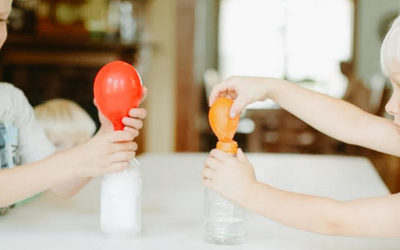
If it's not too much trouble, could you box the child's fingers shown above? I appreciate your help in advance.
[228,89,238,99]
[210,149,231,161]
[122,117,143,129]
[230,97,247,118]
[202,167,216,180]
[104,162,129,175]
[128,108,147,119]
[209,82,231,106]
[123,127,140,138]
[110,151,136,163]
[111,141,138,153]
[236,148,249,162]
[202,178,213,189]
[205,156,221,170]
[107,131,134,142]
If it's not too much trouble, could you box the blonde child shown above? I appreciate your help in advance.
[34,99,97,152]
[0,0,147,213]
[202,17,400,237]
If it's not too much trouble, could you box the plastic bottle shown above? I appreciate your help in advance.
[205,187,245,245]
[205,97,245,245]
[204,141,245,245]
[100,158,142,238]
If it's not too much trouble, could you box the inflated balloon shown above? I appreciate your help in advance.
[208,97,239,153]
[94,60,143,130]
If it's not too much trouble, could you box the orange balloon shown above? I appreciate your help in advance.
[208,97,239,142]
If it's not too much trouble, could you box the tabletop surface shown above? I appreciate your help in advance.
[1,153,399,250]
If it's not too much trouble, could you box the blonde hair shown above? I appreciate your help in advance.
[381,16,400,77]
[34,99,96,141]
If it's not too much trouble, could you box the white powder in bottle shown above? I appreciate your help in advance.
[100,158,142,238]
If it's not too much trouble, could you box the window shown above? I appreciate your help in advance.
[219,0,354,108]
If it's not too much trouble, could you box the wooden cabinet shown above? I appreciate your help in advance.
[0,33,144,153]
[246,109,348,154]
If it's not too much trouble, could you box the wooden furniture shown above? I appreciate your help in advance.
[1,153,397,249]
[1,33,139,66]
[246,108,346,154]
[0,33,140,107]
[0,33,144,153]
[175,0,201,152]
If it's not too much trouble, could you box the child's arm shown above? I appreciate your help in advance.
[209,77,400,156]
[203,149,400,237]
[50,88,147,198]
[0,131,136,206]
[247,182,400,237]
[49,108,146,198]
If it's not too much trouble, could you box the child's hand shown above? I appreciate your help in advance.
[65,130,137,178]
[96,86,148,137]
[202,148,258,204]
[209,76,272,118]
[121,108,147,137]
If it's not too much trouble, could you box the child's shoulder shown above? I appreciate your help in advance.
[0,83,32,123]
[0,83,26,103]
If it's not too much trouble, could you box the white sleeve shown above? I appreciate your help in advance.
[0,83,55,164]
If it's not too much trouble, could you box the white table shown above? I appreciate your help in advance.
[1,153,400,250]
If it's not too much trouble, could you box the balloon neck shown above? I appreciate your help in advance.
[216,140,238,154]
[113,122,124,131]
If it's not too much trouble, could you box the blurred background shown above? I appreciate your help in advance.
[1,0,400,192]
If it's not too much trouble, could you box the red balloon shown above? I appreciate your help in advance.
[94,60,143,130]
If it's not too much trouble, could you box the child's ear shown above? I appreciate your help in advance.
[93,98,98,107]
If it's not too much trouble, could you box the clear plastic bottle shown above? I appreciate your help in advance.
[100,158,142,238]
[204,151,245,245]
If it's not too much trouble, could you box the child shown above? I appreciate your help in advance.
[202,17,400,237]
[34,99,97,152]
[11,99,98,206]
[0,0,147,213]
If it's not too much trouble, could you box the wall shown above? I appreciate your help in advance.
[141,0,400,152]
[355,0,400,84]
[142,0,177,152]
